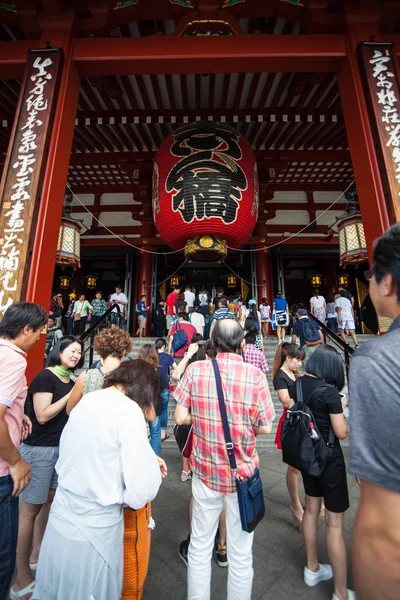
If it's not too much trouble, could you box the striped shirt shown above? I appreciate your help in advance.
[213,307,235,321]
[174,353,275,493]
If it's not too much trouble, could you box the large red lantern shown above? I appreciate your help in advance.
[153,121,259,262]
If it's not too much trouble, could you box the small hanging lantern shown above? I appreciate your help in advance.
[227,275,237,288]
[59,276,71,290]
[310,274,322,287]
[336,274,349,288]
[338,215,367,266]
[334,188,368,266]
[86,275,98,289]
[170,277,180,287]
[55,217,81,268]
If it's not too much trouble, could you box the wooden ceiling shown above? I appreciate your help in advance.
[1,1,399,246]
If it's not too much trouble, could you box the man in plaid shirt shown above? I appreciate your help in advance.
[243,331,269,374]
[174,319,275,600]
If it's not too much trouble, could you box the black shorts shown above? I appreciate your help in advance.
[302,447,350,513]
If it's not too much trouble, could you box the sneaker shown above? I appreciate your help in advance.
[332,590,356,600]
[179,535,190,566]
[304,563,333,587]
[181,470,192,482]
[355,345,359,349]
[216,543,228,568]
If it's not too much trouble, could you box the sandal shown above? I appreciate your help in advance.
[180,470,192,482]
[290,506,303,531]
[10,581,35,599]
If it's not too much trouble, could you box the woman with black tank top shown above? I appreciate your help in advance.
[291,345,353,600]
[272,342,306,531]
[12,336,84,599]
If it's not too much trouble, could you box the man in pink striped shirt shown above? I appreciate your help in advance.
[0,302,48,599]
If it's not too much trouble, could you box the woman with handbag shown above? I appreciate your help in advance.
[291,345,353,600]
[32,360,166,600]
[272,342,306,531]
[72,294,93,336]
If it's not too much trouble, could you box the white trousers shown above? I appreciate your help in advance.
[188,474,254,600]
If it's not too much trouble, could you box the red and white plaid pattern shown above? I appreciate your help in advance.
[174,353,275,493]
[243,344,269,374]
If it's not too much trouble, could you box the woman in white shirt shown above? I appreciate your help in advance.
[33,360,167,600]
[309,289,326,323]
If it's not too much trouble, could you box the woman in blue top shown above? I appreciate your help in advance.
[273,291,289,344]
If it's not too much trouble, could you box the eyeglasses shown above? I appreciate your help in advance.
[364,270,373,282]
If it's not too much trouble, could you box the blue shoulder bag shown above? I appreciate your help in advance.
[172,322,188,352]
[212,360,265,533]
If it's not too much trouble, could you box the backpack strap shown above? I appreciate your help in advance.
[298,379,336,448]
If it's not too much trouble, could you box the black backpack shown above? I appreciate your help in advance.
[302,319,320,343]
[280,379,335,477]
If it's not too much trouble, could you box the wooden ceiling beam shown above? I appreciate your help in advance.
[80,236,339,248]
[73,106,343,124]
[66,149,351,165]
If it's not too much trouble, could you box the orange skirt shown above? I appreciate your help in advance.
[121,504,152,600]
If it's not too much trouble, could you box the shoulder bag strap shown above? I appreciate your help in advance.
[212,360,237,472]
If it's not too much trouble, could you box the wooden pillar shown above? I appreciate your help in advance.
[135,247,152,337]
[338,22,391,262]
[25,30,81,382]
[255,246,274,333]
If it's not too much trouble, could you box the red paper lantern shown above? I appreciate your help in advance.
[153,121,259,261]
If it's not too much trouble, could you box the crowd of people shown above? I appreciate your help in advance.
[47,285,131,346]
[0,224,399,600]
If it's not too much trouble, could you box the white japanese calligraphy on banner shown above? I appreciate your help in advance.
[0,50,62,315]
[360,43,400,222]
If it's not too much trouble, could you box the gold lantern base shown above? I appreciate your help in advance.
[184,236,228,263]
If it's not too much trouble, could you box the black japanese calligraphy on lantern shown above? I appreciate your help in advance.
[166,122,247,224]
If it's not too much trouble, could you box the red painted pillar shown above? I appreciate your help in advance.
[255,247,274,334]
[135,248,152,337]
[25,30,81,382]
[338,22,390,262]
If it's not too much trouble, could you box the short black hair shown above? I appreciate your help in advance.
[155,338,167,350]
[103,359,159,412]
[178,312,188,321]
[373,223,400,301]
[0,302,48,340]
[211,319,244,353]
[192,333,204,343]
[305,345,345,390]
[245,331,257,345]
[218,298,228,307]
[245,318,257,334]
[216,287,224,294]
[174,286,181,291]
[141,294,146,299]
[45,336,85,371]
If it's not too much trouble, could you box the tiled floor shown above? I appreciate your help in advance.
[144,446,359,600]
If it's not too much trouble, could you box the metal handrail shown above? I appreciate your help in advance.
[79,304,123,367]
[306,310,354,378]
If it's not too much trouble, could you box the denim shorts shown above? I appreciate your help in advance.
[20,444,59,505]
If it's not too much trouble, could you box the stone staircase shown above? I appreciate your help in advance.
[80,334,375,450]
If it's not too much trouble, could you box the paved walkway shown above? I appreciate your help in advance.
[144,446,359,600]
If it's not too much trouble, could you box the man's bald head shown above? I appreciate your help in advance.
[211,319,244,353]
